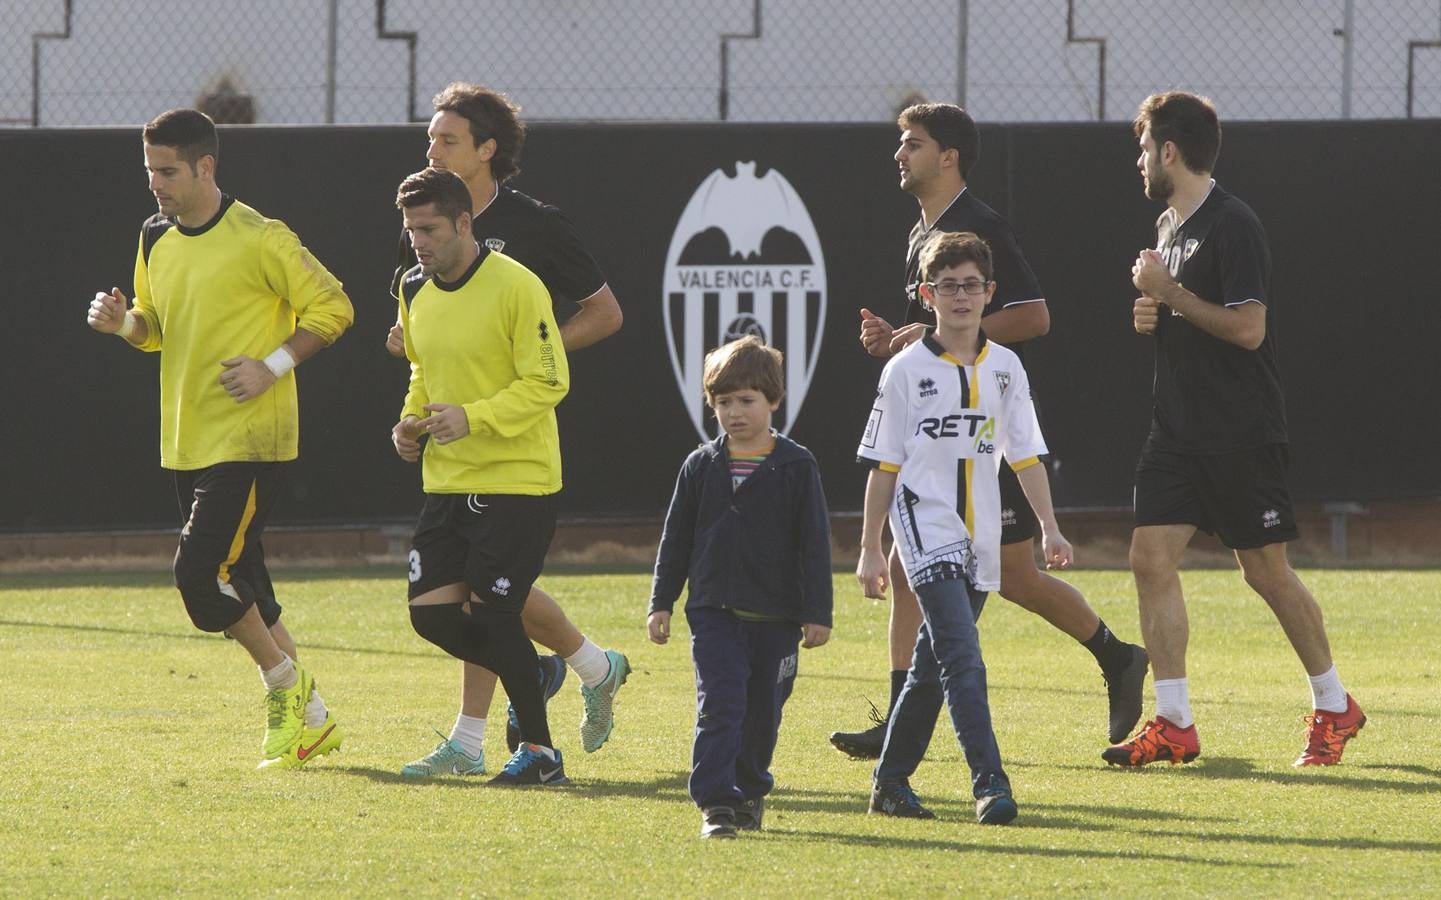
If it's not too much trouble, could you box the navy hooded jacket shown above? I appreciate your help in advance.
[649,431,833,628]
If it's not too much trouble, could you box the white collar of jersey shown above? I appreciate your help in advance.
[474,182,502,218]
[921,329,989,363]
[921,187,969,233]
[1158,178,1218,232]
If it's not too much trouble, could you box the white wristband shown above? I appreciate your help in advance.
[262,345,297,379]
[116,311,138,340]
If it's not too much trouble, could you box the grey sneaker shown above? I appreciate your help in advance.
[869,780,934,819]
[975,774,1018,825]
[736,797,765,831]
[580,650,631,752]
[400,730,486,778]
[701,806,738,839]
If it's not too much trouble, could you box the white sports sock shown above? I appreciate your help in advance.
[1153,678,1193,729]
[304,687,329,729]
[565,639,611,688]
[448,713,487,759]
[259,655,297,692]
[1307,665,1348,713]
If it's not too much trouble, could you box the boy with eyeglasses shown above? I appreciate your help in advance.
[857,230,1072,825]
[835,102,1147,761]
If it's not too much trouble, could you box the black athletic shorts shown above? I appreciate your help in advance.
[1134,441,1299,550]
[407,492,559,614]
[998,461,1039,546]
[173,461,286,627]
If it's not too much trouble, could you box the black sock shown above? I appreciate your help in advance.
[470,606,553,751]
[411,603,553,748]
[1082,619,1134,675]
[885,668,908,720]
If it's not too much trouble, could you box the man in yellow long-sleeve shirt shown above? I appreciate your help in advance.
[86,108,353,769]
[390,167,573,785]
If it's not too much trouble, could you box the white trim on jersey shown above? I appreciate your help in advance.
[994,296,1048,310]
[575,282,610,304]
[918,187,969,233]
[857,334,1047,592]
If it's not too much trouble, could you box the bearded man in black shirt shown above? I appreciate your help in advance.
[1106,91,1365,769]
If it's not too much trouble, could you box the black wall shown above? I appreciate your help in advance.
[3,120,1437,533]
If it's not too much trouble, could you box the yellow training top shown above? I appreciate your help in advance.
[130,196,354,470]
[399,249,569,495]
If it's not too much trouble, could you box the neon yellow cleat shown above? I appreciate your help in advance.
[261,664,314,759]
[258,712,342,770]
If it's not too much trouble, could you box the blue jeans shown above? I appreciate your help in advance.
[687,607,801,809]
[874,577,1008,798]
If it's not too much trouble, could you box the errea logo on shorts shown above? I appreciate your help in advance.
[1262,509,1281,528]
[491,577,512,597]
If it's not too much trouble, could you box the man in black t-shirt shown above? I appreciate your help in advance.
[832,103,1148,761]
[1105,91,1364,769]
[384,83,630,779]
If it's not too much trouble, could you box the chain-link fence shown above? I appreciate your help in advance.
[3,0,1439,126]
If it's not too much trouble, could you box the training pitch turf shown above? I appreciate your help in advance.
[2,567,1438,897]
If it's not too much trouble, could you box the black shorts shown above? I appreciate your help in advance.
[407,492,559,614]
[1134,441,1299,550]
[173,461,286,627]
[997,461,1039,546]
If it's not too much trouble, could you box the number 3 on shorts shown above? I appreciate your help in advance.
[408,549,422,583]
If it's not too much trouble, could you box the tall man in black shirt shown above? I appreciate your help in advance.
[1105,92,1364,768]
[832,103,1148,759]
[385,83,630,777]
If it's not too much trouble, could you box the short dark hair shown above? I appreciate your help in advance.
[898,102,979,179]
[395,168,473,221]
[919,231,993,282]
[703,336,785,406]
[432,82,527,183]
[142,108,218,172]
[1134,91,1221,175]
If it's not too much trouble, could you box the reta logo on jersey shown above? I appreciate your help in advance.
[662,161,827,440]
[916,413,989,440]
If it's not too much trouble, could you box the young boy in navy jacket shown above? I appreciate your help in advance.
[648,335,834,839]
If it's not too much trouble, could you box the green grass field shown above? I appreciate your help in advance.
[3,567,1438,897]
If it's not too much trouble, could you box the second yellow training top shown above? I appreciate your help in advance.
[399,249,569,495]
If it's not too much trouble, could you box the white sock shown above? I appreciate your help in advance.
[1307,665,1348,713]
[448,713,486,759]
[529,743,557,761]
[259,655,297,692]
[565,639,611,688]
[1154,678,1193,729]
[304,687,329,729]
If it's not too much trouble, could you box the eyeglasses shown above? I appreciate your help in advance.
[926,279,991,297]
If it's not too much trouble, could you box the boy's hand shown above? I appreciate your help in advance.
[647,610,671,645]
[856,547,889,599]
[1041,527,1074,570]
[801,623,830,649]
